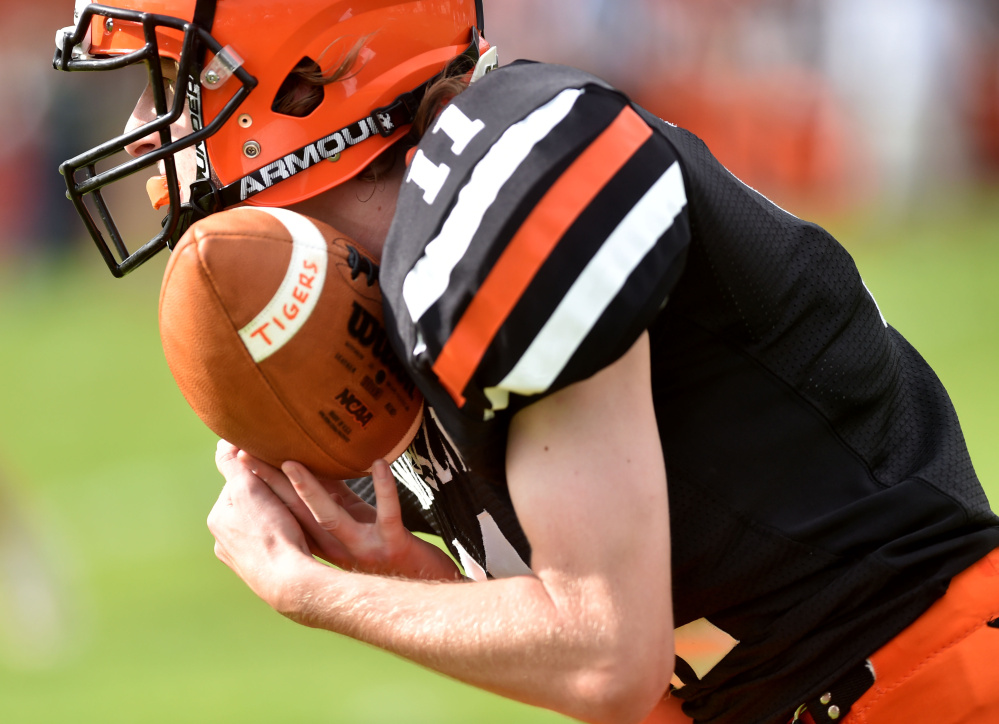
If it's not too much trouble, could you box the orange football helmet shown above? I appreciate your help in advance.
[53,0,487,276]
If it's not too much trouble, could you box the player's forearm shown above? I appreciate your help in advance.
[280,558,671,724]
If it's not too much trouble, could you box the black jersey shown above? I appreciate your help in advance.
[377,62,999,724]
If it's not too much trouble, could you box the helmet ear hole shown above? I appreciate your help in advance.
[272,56,325,117]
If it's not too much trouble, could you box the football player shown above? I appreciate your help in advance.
[53,2,999,723]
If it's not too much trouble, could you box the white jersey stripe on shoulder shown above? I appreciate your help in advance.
[491,162,687,398]
[236,208,328,363]
[402,88,585,324]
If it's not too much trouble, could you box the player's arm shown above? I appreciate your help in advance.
[503,329,675,720]
[209,332,674,724]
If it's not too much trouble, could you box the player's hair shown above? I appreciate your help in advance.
[411,56,475,138]
[273,38,475,182]
[272,35,373,118]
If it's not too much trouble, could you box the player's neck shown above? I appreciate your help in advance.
[287,155,406,262]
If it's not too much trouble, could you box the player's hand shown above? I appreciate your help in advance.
[284,457,462,581]
[224,446,370,566]
[239,449,462,582]
[209,440,325,615]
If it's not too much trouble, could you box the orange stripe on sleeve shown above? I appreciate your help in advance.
[432,105,654,407]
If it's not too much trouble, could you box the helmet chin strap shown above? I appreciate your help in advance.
[164,0,220,249]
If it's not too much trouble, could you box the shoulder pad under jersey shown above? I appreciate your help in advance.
[381,62,691,422]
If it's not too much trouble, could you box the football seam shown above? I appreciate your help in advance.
[193,233,367,476]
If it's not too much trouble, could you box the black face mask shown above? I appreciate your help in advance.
[53,0,256,277]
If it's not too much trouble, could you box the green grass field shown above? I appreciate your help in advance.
[0,192,997,723]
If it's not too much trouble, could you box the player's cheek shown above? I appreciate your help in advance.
[175,143,199,201]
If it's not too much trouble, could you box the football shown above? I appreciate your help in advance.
[159,207,424,480]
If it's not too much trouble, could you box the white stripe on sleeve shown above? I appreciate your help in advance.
[402,88,585,324]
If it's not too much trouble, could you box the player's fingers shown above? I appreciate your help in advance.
[371,459,404,533]
[251,459,350,562]
[321,478,371,512]
[283,461,363,542]
[236,449,281,483]
[240,453,350,517]
[318,478,377,525]
[238,451,302,508]
[216,439,237,458]
[214,444,282,507]
[215,439,244,475]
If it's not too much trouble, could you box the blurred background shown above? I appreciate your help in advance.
[1,1,998,722]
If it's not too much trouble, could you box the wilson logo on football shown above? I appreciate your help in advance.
[238,225,328,362]
[347,301,418,400]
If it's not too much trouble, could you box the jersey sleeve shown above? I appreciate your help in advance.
[382,63,691,422]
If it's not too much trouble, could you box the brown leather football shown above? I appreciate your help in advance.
[159,207,423,479]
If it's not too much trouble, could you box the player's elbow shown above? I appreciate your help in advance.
[571,671,672,724]
[569,641,674,724]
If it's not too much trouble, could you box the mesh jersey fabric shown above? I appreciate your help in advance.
[377,62,999,724]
